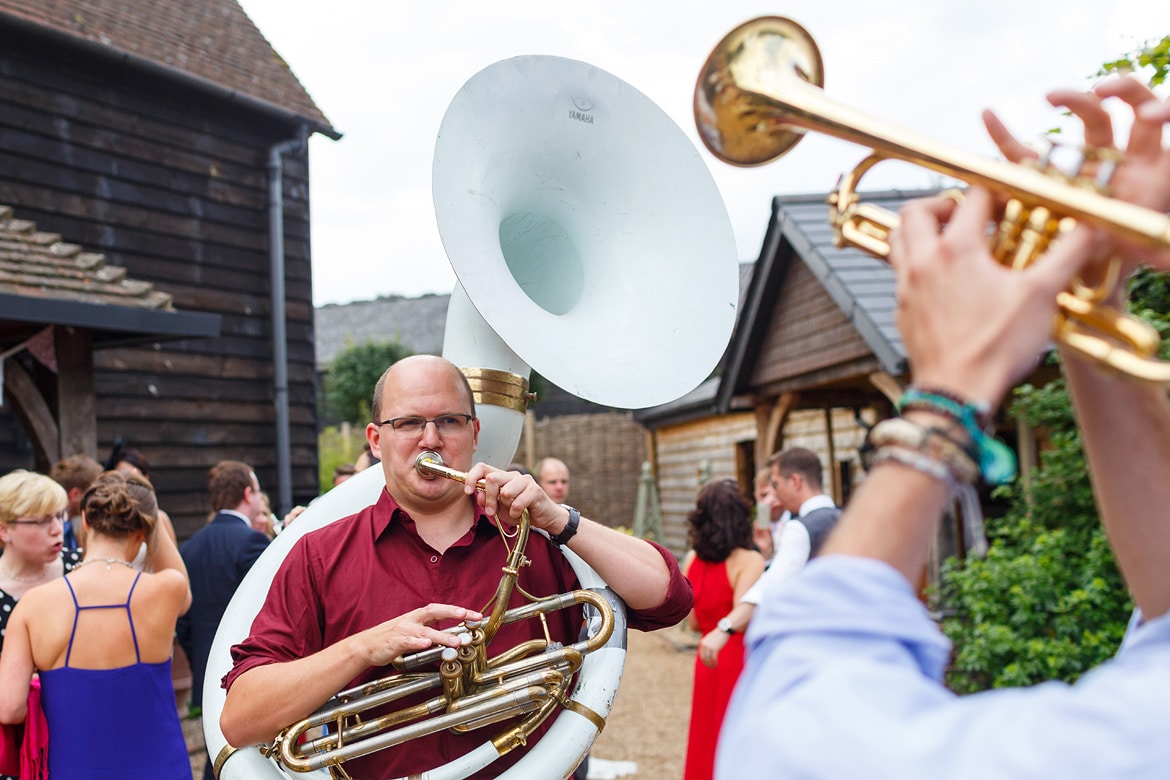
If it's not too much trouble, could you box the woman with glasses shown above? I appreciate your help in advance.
[0,470,191,779]
[0,469,81,779]
[0,470,81,654]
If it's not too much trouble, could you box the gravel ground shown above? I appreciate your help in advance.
[589,623,696,779]
[188,624,699,779]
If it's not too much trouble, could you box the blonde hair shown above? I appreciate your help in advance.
[0,469,68,525]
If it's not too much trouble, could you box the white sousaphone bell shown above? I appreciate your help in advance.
[202,55,738,779]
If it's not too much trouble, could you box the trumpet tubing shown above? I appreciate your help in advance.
[696,16,1170,383]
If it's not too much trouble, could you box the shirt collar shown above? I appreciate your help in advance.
[798,494,837,516]
[376,488,517,544]
[218,509,252,526]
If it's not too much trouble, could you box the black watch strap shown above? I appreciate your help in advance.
[550,504,580,546]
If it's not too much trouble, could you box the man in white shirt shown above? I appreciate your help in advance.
[700,448,840,645]
[741,448,840,608]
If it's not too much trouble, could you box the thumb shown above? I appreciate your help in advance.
[1026,226,1102,300]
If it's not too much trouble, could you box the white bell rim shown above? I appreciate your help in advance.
[433,54,739,410]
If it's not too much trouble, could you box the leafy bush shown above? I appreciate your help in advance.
[937,269,1170,694]
[937,385,1130,693]
[317,424,368,494]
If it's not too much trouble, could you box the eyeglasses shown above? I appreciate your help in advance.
[377,414,475,436]
[7,511,67,528]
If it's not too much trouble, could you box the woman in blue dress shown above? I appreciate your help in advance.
[0,470,191,779]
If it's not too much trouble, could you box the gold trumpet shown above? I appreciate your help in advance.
[695,16,1170,383]
[265,452,616,775]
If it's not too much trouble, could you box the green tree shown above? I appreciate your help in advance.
[324,340,413,424]
[1099,34,1170,85]
[936,41,1170,694]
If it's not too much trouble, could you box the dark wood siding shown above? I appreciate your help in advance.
[0,25,319,537]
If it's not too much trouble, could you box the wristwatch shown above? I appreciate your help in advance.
[717,617,735,635]
[549,504,580,546]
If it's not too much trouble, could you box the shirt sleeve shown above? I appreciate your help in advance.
[623,541,693,632]
[221,535,323,691]
[741,520,810,606]
[716,555,1170,780]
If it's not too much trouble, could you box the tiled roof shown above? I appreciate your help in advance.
[711,189,940,414]
[0,204,172,310]
[0,0,335,136]
[0,204,221,351]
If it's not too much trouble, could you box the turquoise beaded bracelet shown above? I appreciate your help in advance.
[896,387,1017,484]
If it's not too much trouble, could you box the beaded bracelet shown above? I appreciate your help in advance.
[868,418,980,484]
[896,387,1017,484]
[869,445,958,487]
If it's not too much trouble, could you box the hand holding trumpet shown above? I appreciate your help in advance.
[984,76,1170,277]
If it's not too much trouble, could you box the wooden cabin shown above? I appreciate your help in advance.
[640,190,1050,576]
[639,191,921,556]
[0,1,338,534]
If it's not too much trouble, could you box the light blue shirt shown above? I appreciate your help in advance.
[716,555,1170,779]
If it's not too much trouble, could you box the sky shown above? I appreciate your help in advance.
[234,0,1170,307]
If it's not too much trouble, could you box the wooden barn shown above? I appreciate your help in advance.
[0,0,339,536]
[640,189,1052,572]
[639,191,921,556]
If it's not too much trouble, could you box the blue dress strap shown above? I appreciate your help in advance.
[126,570,143,663]
[62,575,81,668]
[61,569,145,667]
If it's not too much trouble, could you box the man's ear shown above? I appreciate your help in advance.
[366,422,382,459]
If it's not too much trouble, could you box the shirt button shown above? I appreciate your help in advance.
[430,555,439,564]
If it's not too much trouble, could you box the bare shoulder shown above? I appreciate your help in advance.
[138,568,188,600]
[12,577,67,612]
[727,547,766,578]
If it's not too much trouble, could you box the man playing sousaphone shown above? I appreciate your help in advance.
[219,355,692,778]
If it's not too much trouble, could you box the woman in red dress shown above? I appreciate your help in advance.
[682,479,766,780]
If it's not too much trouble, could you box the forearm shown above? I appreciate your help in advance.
[820,453,950,585]
[562,516,671,610]
[724,600,755,633]
[220,638,371,746]
[1062,350,1170,619]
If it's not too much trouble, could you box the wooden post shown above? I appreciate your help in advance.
[54,326,96,460]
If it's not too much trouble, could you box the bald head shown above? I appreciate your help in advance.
[371,355,476,424]
[536,457,570,504]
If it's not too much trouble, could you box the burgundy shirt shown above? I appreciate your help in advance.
[224,488,691,779]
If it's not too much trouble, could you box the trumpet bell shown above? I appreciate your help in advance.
[433,55,739,410]
[694,16,824,167]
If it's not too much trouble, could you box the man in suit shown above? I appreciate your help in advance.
[177,460,270,780]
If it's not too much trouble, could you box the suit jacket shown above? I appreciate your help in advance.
[176,512,270,708]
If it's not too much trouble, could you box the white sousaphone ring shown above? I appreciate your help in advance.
[202,54,738,779]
